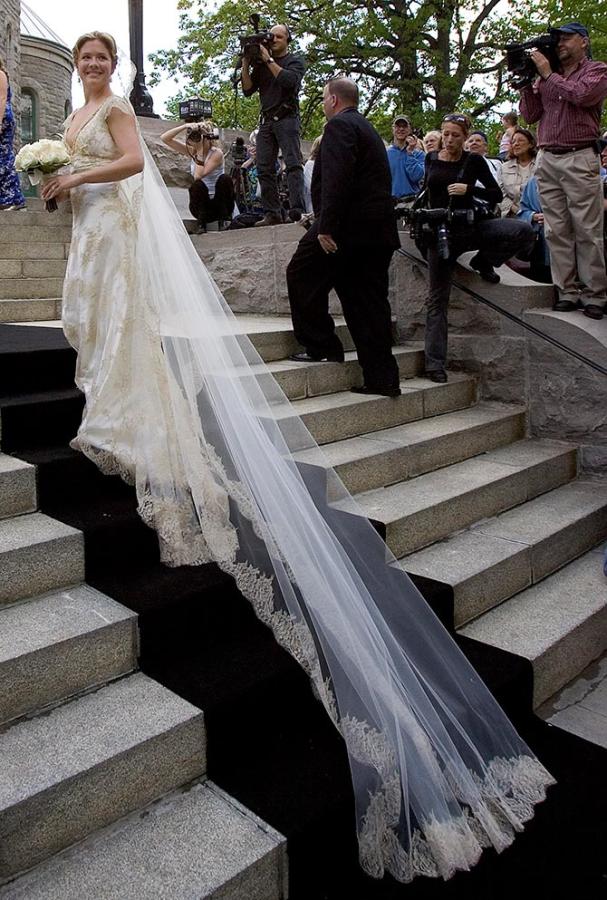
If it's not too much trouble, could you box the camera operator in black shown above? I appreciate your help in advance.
[422,113,534,382]
[241,24,306,225]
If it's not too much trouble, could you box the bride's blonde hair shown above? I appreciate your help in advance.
[72,31,118,69]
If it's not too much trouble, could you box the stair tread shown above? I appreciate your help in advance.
[0,673,203,812]
[401,479,607,583]
[0,453,34,477]
[338,438,575,523]
[0,512,80,552]
[460,547,607,656]
[295,401,524,469]
[1,781,285,900]
[0,584,136,665]
[0,386,81,407]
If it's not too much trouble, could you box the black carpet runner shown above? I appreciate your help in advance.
[2,323,605,898]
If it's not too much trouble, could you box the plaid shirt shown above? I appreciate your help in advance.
[520,56,607,148]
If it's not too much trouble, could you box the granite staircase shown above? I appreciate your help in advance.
[1,205,606,896]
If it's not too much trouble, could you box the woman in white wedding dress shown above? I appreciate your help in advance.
[42,31,556,885]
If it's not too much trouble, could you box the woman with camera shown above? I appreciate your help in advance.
[421,113,534,382]
[160,121,235,231]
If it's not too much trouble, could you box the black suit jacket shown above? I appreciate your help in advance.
[311,107,400,251]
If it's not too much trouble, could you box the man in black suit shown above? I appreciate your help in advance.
[286,76,401,396]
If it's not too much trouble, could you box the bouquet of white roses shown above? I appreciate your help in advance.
[15,139,71,212]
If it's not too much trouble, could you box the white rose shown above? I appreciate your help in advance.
[15,146,37,171]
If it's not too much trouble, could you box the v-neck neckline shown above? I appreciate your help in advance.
[65,96,111,150]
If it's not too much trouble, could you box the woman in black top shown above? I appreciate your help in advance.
[422,113,534,382]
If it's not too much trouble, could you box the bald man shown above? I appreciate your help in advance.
[242,24,306,225]
[287,77,401,396]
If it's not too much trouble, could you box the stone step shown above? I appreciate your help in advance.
[0,260,67,279]
[335,439,577,558]
[0,244,68,261]
[0,454,36,519]
[0,673,206,881]
[460,546,607,707]
[272,372,477,448]
[1,781,287,900]
[0,279,65,301]
[5,199,70,214]
[0,512,84,606]
[0,210,72,228]
[294,402,525,496]
[2,225,72,244]
[0,299,61,323]
[401,479,607,627]
[0,584,138,726]
[256,345,424,401]
[233,314,355,362]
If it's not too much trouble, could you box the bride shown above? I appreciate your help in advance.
[42,30,555,884]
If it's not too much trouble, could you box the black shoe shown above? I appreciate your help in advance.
[553,299,577,312]
[289,351,344,363]
[350,385,401,398]
[424,370,448,383]
[583,304,605,320]
[218,219,232,231]
[254,213,283,227]
[470,253,500,284]
[287,207,303,223]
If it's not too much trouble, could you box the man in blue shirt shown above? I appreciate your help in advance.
[386,115,425,198]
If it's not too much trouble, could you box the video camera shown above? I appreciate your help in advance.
[505,30,560,89]
[239,13,274,64]
[403,206,479,259]
[230,136,248,166]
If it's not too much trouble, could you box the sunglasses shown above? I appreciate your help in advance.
[442,114,469,126]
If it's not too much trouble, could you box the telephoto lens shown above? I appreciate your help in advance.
[437,223,450,260]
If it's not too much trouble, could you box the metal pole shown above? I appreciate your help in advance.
[128,0,158,117]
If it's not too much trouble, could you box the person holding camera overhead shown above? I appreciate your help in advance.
[160,121,235,232]
[241,24,306,226]
[420,113,534,382]
[519,22,607,320]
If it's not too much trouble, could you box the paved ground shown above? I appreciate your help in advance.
[538,649,607,750]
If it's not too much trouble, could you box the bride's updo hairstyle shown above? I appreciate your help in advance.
[72,31,119,71]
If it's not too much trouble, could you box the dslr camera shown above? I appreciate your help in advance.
[505,30,560,89]
[186,125,220,144]
[239,13,274,64]
[404,207,478,259]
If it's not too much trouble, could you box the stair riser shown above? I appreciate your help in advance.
[0,280,65,301]
[0,467,36,519]
[247,323,354,363]
[0,537,84,606]
[532,606,607,707]
[0,212,72,228]
[332,412,525,496]
[1,243,68,261]
[0,717,206,881]
[0,347,76,399]
[294,379,476,446]
[3,226,72,243]
[385,450,577,558]
[0,299,60,323]
[0,261,67,279]
[0,618,138,727]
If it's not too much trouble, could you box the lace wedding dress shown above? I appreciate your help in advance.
[62,95,555,883]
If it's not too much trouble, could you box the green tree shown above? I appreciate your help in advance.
[149,0,523,137]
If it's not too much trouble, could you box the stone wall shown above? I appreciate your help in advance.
[1,0,22,135]
[21,36,73,140]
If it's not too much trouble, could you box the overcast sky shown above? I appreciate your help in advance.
[24,0,183,115]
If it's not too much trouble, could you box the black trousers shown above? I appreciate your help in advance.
[425,218,535,373]
[287,229,400,390]
[256,116,305,215]
[189,175,235,225]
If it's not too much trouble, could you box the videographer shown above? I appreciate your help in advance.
[519,22,607,319]
[241,24,306,226]
[420,113,534,383]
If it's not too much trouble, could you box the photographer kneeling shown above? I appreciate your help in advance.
[241,24,306,226]
[160,122,235,232]
[419,113,534,382]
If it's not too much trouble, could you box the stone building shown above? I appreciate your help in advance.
[0,0,72,147]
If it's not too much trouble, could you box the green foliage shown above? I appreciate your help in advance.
[149,0,607,137]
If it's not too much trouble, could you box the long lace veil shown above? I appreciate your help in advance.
[95,73,555,881]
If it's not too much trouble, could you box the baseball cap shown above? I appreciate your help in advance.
[393,115,410,126]
[552,22,589,37]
